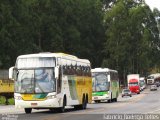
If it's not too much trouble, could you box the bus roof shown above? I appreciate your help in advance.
[91,68,117,73]
[140,77,145,80]
[17,52,90,64]
[148,73,160,79]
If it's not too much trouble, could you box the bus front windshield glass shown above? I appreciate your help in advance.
[140,81,144,86]
[147,76,154,79]
[92,72,109,92]
[15,68,56,93]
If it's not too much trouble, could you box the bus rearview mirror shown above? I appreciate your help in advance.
[9,66,15,80]
[55,66,59,79]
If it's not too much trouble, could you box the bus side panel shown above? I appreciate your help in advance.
[111,80,119,99]
[68,75,78,100]
[76,76,92,104]
[84,76,92,103]
[61,75,79,106]
[61,75,92,106]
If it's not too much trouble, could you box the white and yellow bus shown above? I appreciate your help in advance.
[92,68,119,103]
[9,53,92,113]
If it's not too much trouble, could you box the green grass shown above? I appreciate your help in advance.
[0,96,15,105]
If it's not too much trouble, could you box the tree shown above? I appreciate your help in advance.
[103,0,160,82]
[0,0,105,68]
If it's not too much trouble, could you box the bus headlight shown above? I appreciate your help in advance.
[47,95,56,99]
[14,96,22,100]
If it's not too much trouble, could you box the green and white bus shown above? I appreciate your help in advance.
[92,68,119,103]
[9,53,92,113]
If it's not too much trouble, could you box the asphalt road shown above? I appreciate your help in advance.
[0,86,160,120]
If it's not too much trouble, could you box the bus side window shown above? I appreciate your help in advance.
[63,65,67,75]
[80,65,83,76]
[63,65,65,75]
[68,65,72,75]
[66,65,69,75]
[75,65,78,75]
[82,66,85,76]
[84,67,87,76]
[76,65,80,76]
[71,64,74,75]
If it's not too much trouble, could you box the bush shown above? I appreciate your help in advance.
[0,96,14,105]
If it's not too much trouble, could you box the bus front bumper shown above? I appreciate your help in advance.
[15,98,60,109]
[92,95,110,101]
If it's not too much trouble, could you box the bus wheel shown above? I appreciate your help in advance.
[25,108,32,114]
[114,98,117,102]
[74,95,87,110]
[95,100,100,103]
[58,97,66,113]
[82,96,87,109]
[108,93,112,103]
[50,108,55,113]
[108,99,112,103]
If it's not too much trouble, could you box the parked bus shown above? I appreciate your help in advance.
[92,68,119,103]
[9,53,92,113]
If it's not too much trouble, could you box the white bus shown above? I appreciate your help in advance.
[139,77,146,90]
[92,68,119,103]
[9,53,92,113]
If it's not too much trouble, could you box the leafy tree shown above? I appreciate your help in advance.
[0,0,105,68]
[103,0,160,82]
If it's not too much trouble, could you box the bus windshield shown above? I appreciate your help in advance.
[92,72,109,92]
[15,68,56,93]
[140,80,145,86]
[129,82,138,86]
[147,76,154,79]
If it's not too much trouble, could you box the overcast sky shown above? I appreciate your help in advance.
[145,0,160,10]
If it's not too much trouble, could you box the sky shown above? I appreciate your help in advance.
[145,0,160,11]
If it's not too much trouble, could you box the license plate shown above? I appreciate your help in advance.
[31,103,37,106]
[94,97,98,100]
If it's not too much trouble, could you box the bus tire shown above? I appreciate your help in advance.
[108,99,112,103]
[74,94,87,110]
[85,94,88,108]
[108,93,112,103]
[58,96,66,113]
[49,108,55,113]
[25,108,32,114]
[114,98,117,102]
[74,101,86,110]
[95,100,100,103]
[82,94,87,109]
